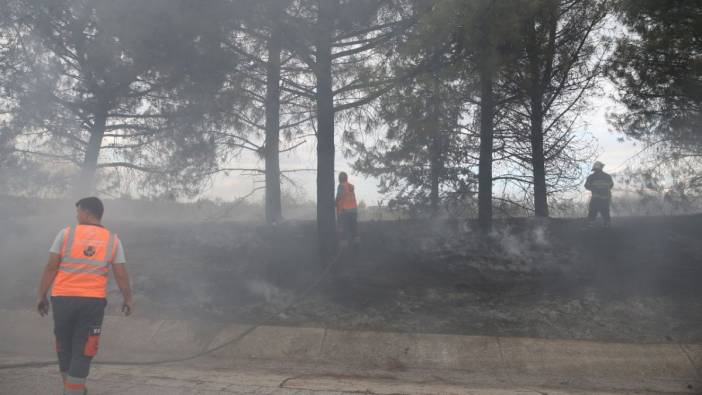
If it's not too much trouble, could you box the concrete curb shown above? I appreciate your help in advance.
[1,309,700,393]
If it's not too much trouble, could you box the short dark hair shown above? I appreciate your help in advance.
[76,197,104,220]
[338,172,348,183]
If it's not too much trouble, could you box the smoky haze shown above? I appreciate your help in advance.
[0,4,701,391]
[1,196,701,346]
[0,0,700,220]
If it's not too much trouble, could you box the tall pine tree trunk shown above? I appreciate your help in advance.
[528,25,548,217]
[530,96,548,217]
[478,56,495,232]
[77,109,107,196]
[315,0,338,258]
[264,10,283,225]
[429,78,442,215]
[429,133,441,215]
[528,2,558,218]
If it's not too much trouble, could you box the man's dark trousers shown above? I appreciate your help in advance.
[52,296,106,393]
[588,197,611,225]
[339,209,358,243]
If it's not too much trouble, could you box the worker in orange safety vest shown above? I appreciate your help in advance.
[36,197,133,395]
[336,172,359,246]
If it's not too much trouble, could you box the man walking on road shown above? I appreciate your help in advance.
[585,161,614,226]
[36,197,133,395]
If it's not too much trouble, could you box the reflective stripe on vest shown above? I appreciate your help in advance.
[338,182,358,211]
[590,179,612,199]
[52,225,116,298]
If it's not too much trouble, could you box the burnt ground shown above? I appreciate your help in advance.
[1,214,701,344]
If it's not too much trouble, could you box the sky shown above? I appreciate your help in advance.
[204,85,641,205]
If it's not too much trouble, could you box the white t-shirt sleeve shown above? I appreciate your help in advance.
[49,229,65,255]
[112,237,126,265]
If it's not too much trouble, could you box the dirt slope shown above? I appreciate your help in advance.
[1,214,701,343]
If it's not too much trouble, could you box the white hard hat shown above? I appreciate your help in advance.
[592,161,604,170]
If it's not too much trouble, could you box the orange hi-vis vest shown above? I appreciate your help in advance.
[52,225,118,299]
[337,182,358,212]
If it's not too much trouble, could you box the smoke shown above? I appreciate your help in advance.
[493,228,525,258]
[246,279,285,305]
[491,221,551,260]
[531,224,549,247]
[0,209,69,308]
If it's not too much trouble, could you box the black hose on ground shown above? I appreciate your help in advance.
[0,247,346,370]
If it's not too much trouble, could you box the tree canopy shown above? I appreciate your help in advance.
[0,0,700,244]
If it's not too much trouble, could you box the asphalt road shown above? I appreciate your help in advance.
[0,363,631,395]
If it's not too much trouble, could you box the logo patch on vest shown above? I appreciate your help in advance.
[83,246,96,257]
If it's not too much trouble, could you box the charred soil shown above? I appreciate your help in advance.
[2,214,701,344]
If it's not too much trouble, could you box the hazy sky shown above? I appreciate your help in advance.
[205,86,640,205]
